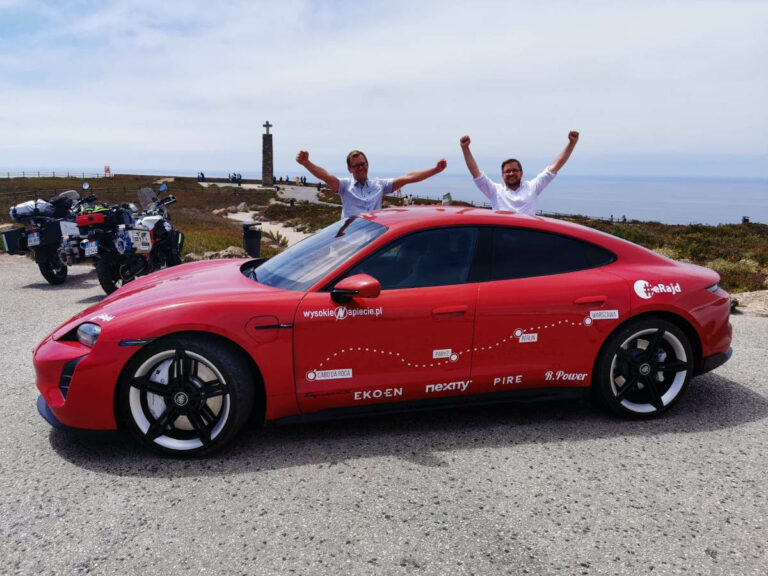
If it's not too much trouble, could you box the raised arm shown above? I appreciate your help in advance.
[296,151,340,193]
[548,131,579,174]
[460,135,482,178]
[392,159,447,192]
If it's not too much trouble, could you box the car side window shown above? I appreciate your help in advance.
[347,227,479,289]
[491,227,615,280]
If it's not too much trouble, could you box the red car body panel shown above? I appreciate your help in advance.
[33,207,732,430]
[472,268,631,393]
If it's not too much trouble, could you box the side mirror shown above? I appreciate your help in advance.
[331,273,381,303]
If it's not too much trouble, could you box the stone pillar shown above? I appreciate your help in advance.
[262,121,274,186]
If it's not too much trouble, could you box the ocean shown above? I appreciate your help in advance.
[392,173,768,226]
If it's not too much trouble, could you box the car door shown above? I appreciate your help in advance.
[294,226,480,414]
[471,226,629,394]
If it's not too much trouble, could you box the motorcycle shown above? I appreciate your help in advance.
[81,183,185,294]
[2,183,96,284]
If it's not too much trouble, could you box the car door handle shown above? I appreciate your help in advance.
[432,305,468,316]
[573,295,607,305]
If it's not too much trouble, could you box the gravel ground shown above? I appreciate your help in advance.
[0,253,765,576]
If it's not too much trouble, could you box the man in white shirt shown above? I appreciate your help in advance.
[460,132,580,214]
[296,150,447,219]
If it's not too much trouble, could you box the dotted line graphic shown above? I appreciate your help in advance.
[314,316,595,371]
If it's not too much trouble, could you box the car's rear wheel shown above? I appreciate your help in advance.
[595,317,693,417]
[118,336,255,456]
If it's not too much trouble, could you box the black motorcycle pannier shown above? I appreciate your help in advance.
[1,227,26,254]
[39,220,64,246]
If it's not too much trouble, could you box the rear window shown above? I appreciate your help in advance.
[491,227,616,280]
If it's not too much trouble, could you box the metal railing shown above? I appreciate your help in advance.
[1,171,110,180]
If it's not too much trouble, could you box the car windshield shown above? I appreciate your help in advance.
[250,218,387,291]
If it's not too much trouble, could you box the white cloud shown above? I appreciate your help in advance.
[0,0,766,176]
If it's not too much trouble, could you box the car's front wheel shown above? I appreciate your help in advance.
[118,336,255,456]
[595,317,694,417]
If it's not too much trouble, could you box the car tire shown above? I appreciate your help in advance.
[118,335,256,456]
[595,317,693,418]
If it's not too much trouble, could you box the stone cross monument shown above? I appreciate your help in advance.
[262,121,274,186]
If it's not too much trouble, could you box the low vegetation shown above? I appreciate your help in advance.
[2,175,766,292]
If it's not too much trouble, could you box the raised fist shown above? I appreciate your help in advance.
[296,150,309,165]
[568,131,579,144]
[460,135,471,148]
[436,158,447,172]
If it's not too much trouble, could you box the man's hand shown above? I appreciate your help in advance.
[436,158,447,172]
[296,150,309,165]
[460,135,471,149]
[568,131,579,145]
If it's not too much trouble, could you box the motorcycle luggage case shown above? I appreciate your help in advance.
[36,220,64,247]
[1,227,27,254]
[77,213,106,226]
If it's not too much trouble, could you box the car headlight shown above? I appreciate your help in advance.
[76,323,101,347]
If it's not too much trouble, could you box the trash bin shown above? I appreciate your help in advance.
[243,221,262,258]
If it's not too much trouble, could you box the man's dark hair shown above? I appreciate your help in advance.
[346,150,368,167]
[501,158,523,172]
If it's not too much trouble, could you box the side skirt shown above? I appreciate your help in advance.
[267,387,589,427]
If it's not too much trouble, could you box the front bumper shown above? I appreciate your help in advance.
[37,395,71,429]
[34,335,137,430]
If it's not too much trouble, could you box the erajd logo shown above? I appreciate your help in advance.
[634,280,682,300]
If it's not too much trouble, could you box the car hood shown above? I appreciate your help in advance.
[51,259,285,339]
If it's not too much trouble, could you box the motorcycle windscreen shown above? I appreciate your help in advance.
[57,190,80,202]
[137,187,159,211]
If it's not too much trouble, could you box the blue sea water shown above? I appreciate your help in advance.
[393,173,768,225]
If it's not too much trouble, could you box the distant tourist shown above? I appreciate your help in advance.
[296,150,447,218]
[460,131,579,215]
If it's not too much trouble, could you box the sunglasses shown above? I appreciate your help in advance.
[350,162,368,169]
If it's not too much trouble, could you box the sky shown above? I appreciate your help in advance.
[1,0,766,179]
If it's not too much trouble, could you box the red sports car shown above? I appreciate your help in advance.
[34,207,732,456]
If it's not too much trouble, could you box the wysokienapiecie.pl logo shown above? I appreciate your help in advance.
[303,306,383,320]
